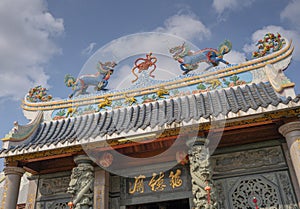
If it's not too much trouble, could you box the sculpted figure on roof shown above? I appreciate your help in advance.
[169,40,232,75]
[131,52,157,83]
[65,61,117,98]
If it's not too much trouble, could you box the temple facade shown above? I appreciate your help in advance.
[0,33,300,209]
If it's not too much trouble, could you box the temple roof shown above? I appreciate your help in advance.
[1,33,300,159]
[1,82,300,157]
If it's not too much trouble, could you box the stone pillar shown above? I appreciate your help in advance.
[279,121,300,203]
[188,138,217,209]
[3,166,25,209]
[25,175,39,209]
[94,167,110,209]
[67,155,94,209]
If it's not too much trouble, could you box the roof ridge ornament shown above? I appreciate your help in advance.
[131,52,157,83]
[64,61,117,98]
[2,111,43,142]
[19,32,295,122]
[265,64,295,91]
[252,33,285,58]
[169,40,232,75]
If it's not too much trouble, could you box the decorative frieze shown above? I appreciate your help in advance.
[39,176,70,196]
[212,146,286,175]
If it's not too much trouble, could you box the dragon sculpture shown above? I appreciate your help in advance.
[189,140,218,209]
[65,61,117,98]
[67,161,94,209]
[169,40,232,74]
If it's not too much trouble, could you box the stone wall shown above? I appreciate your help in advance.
[34,171,71,209]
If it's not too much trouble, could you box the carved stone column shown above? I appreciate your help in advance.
[3,166,25,209]
[25,175,38,209]
[188,138,217,209]
[93,167,110,209]
[67,155,94,209]
[279,121,300,203]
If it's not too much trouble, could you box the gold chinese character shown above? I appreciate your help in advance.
[169,169,183,188]
[129,175,146,194]
[148,172,166,191]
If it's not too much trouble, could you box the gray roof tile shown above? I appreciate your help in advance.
[2,82,299,154]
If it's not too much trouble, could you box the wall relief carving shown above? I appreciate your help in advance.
[39,176,70,196]
[213,146,285,174]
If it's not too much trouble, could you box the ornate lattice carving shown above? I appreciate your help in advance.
[46,201,69,209]
[189,140,217,209]
[230,177,281,209]
[52,202,68,209]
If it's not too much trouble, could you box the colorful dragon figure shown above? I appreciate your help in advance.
[169,40,232,74]
[252,33,285,58]
[65,61,117,98]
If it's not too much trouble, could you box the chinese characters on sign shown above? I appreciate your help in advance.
[169,169,183,189]
[129,169,183,194]
[149,172,166,191]
[129,175,146,194]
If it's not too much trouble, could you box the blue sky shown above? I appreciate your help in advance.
[0,0,300,148]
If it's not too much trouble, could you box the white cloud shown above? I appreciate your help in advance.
[155,14,211,42]
[224,50,247,64]
[243,25,300,61]
[109,65,133,90]
[212,0,256,15]
[82,42,97,56]
[0,0,64,100]
[280,0,300,29]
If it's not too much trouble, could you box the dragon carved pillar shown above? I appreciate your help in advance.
[188,138,217,209]
[67,155,94,209]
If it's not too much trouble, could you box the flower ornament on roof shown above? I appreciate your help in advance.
[26,85,52,102]
[252,33,285,58]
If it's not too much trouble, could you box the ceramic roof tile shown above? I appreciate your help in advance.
[2,82,298,154]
